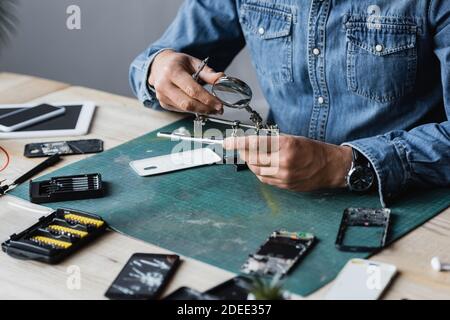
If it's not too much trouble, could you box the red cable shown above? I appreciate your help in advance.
[0,146,10,173]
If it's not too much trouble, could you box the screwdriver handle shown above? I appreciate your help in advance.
[14,154,62,185]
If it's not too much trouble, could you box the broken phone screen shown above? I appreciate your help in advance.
[24,139,103,158]
[105,253,180,300]
[241,230,315,277]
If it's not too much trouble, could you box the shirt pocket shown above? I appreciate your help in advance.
[345,18,418,103]
[240,2,294,84]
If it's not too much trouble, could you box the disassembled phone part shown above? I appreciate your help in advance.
[105,253,180,300]
[205,276,253,300]
[335,208,391,253]
[325,259,397,300]
[241,230,315,277]
[24,139,104,158]
[164,287,218,300]
[2,208,107,264]
[130,148,222,177]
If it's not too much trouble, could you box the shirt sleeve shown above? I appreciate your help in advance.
[129,0,246,109]
[343,0,450,207]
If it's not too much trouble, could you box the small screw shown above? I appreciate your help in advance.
[431,257,450,272]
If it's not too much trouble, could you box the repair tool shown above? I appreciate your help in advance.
[0,154,62,196]
[192,58,279,136]
[2,208,107,264]
[29,173,104,204]
[157,132,224,145]
[192,57,209,82]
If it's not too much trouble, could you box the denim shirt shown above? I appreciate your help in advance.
[129,0,450,207]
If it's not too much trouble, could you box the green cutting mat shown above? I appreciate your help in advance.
[10,119,450,296]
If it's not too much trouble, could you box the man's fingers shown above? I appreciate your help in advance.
[224,136,280,153]
[162,83,219,114]
[156,92,180,112]
[248,164,281,177]
[239,151,279,168]
[190,57,225,85]
[171,72,222,112]
[199,67,225,85]
[256,175,291,189]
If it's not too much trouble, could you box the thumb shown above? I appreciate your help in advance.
[190,57,224,85]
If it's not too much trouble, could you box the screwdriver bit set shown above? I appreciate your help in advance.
[29,173,104,204]
[2,208,107,264]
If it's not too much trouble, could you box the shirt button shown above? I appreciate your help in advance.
[375,44,384,52]
[258,27,265,35]
[318,97,325,105]
[313,48,321,56]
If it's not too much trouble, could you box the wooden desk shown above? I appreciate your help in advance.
[0,73,449,300]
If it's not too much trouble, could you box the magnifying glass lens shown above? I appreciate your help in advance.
[212,77,253,109]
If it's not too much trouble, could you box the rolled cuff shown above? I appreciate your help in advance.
[343,135,410,208]
[130,48,174,110]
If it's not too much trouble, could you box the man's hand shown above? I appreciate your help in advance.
[149,50,224,114]
[224,135,353,192]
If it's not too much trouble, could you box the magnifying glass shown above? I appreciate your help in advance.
[211,76,253,110]
[211,76,264,127]
[192,58,274,132]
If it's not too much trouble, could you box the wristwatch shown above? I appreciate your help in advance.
[346,149,376,193]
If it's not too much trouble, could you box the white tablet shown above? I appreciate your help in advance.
[0,101,96,139]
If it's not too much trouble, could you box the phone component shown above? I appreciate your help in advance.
[0,104,65,132]
[130,148,222,177]
[29,173,104,204]
[105,253,180,300]
[241,230,315,277]
[205,276,253,300]
[0,154,62,197]
[335,208,391,252]
[24,139,104,158]
[325,259,397,300]
[164,287,218,300]
[1,208,107,264]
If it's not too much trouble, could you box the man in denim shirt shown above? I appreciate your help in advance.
[129,0,450,207]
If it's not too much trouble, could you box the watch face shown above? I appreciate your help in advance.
[349,166,375,192]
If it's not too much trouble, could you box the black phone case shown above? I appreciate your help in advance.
[105,253,180,300]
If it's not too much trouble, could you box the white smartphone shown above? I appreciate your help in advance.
[325,259,397,300]
[0,104,66,132]
[130,148,222,177]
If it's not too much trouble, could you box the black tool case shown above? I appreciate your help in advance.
[29,173,104,204]
[2,208,107,264]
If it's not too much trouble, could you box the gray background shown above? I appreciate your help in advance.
[0,0,266,108]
